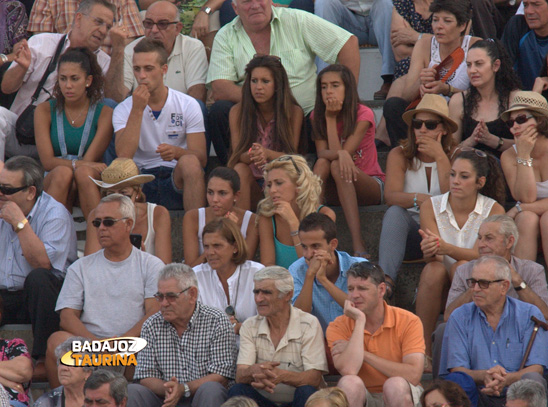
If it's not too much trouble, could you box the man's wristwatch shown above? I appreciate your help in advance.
[15,218,28,233]
[200,6,212,14]
[182,382,191,398]
[514,281,527,291]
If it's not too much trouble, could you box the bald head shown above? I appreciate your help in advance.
[147,0,178,18]
[143,1,182,54]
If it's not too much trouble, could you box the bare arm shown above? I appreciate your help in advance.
[332,309,365,375]
[228,104,250,166]
[211,80,242,103]
[152,205,172,264]
[390,9,418,62]
[449,93,464,144]
[1,39,30,94]
[59,308,100,340]
[501,143,538,203]
[363,352,424,386]
[401,35,431,102]
[104,26,129,103]
[336,35,360,85]
[258,215,276,267]
[121,298,160,337]
[187,84,207,103]
[115,86,149,158]
[0,356,33,383]
[182,209,206,267]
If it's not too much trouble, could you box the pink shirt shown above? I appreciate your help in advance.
[250,118,274,179]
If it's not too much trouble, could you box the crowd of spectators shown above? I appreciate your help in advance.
[2,0,548,405]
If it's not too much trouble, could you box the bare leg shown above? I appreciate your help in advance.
[174,155,206,211]
[514,211,540,261]
[337,375,367,407]
[234,163,263,211]
[45,331,76,388]
[44,166,75,209]
[383,377,415,407]
[313,157,331,203]
[74,165,102,220]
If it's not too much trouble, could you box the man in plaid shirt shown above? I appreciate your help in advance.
[128,263,237,407]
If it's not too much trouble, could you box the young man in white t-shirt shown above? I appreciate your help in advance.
[113,38,206,211]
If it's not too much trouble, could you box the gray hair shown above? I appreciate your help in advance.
[482,215,519,253]
[76,0,116,19]
[254,266,294,297]
[99,194,136,224]
[159,263,198,291]
[507,379,547,407]
[84,369,128,405]
[55,336,95,372]
[473,255,512,283]
[4,156,44,197]
[221,396,259,407]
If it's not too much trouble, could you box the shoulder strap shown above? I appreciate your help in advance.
[31,34,67,102]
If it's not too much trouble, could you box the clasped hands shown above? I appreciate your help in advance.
[419,228,447,258]
[250,362,283,393]
[481,365,507,396]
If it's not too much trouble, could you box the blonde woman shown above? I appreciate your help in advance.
[305,388,349,407]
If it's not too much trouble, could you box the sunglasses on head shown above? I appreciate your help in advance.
[142,19,178,30]
[411,119,442,130]
[459,146,488,158]
[91,217,128,228]
[0,184,29,195]
[253,53,282,64]
[274,156,301,175]
[504,114,534,129]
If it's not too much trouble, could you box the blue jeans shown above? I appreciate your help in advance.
[228,383,316,407]
[315,0,395,76]
[141,166,183,210]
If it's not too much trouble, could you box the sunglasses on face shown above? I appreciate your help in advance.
[411,119,442,130]
[153,286,190,302]
[0,184,29,195]
[142,19,178,30]
[91,217,128,228]
[504,114,534,129]
[466,278,505,289]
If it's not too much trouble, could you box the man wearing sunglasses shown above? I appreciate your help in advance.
[49,193,164,386]
[439,255,548,406]
[0,156,77,368]
[129,263,237,407]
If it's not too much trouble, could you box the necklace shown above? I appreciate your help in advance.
[65,102,88,125]
[224,265,242,320]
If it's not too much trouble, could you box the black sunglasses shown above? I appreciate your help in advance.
[91,217,128,228]
[0,184,29,195]
[504,114,534,129]
[274,156,301,175]
[459,146,488,158]
[143,19,178,30]
[253,53,282,63]
[411,119,442,130]
[466,278,505,289]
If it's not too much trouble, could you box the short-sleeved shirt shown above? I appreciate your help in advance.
[6,33,110,116]
[238,306,328,404]
[0,192,77,290]
[326,302,425,393]
[446,256,548,308]
[124,34,208,94]
[0,338,31,405]
[55,247,164,338]
[134,302,237,382]
[289,251,366,332]
[112,87,205,170]
[439,297,548,376]
[207,6,352,114]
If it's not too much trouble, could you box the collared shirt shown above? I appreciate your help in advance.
[0,192,77,290]
[431,192,496,269]
[439,297,548,376]
[447,256,548,308]
[134,302,237,382]
[6,33,110,116]
[238,306,328,404]
[124,34,208,94]
[27,0,144,54]
[207,6,352,114]
[326,302,425,393]
[289,251,366,332]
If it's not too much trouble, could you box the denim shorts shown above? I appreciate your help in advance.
[140,166,183,210]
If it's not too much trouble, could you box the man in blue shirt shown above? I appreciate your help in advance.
[289,213,365,333]
[439,255,547,406]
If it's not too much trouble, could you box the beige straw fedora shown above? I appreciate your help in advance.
[500,91,548,122]
[90,158,155,190]
[402,94,459,134]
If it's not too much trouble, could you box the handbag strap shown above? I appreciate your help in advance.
[31,34,67,103]
[56,102,98,159]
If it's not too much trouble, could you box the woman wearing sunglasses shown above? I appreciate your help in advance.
[449,39,521,157]
[193,218,263,336]
[257,154,336,268]
[84,158,172,264]
[501,91,548,266]
[379,94,456,302]
[415,148,505,371]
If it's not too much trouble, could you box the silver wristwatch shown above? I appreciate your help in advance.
[514,281,527,292]
[182,382,191,398]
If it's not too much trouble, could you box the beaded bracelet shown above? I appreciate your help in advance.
[413,193,419,211]
[516,157,533,167]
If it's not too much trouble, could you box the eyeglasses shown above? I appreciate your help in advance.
[466,278,505,289]
[411,119,442,130]
[0,184,29,195]
[91,217,128,227]
[154,287,190,302]
[274,156,301,175]
[85,14,113,31]
[504,114,534,129]
[143,19,179,30]
[459,147,488,158]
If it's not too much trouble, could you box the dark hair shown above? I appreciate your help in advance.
[454,150,506,205]
[299,213,337,242]
[207,167,241,193]
[75,0,116,20]
[134,38,168,65]
[54,48,104,109]
[228,55,299,168]
[464,39,522,119]
[535,115,548,137]
[202,218,248,265]
[430,0,472,34]
[421,380,471,407]
[312,64,358,143]
[4,156,44,197]
[346,262,385,285]
[84,370,128,405]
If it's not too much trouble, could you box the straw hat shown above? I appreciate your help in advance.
[90,158,155,190]
[402,94,459,134]
[500,91,548,122]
